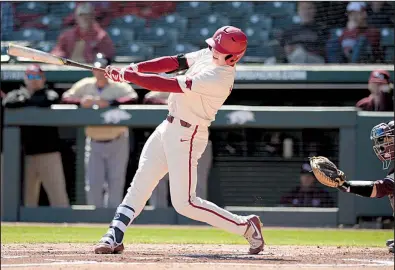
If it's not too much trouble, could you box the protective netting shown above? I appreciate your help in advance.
[1,1,394,64]
[36,127,339,208]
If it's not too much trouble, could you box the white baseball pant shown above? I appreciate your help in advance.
[122,118,249,235]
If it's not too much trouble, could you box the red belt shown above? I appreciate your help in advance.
[166,115,192,128]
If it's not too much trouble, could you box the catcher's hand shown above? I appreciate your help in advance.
[309,156,346,188]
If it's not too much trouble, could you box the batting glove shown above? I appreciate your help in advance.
[104,65,128,83]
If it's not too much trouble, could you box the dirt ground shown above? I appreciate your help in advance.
[1,243,394,270]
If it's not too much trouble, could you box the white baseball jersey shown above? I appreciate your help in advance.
[169,48,236,127]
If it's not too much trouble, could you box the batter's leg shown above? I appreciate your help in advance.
[150,173,169,208]
[164,125,249,235]
[95,123,168,254]
[106,134,129,208]
[196,140,213,199]
[85,140,106,208]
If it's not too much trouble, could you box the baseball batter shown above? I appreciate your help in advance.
[94,26,265,255]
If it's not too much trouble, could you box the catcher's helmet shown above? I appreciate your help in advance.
[371,120,394,169]
[205,26,248,65]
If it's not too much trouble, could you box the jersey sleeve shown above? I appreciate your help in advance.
[62,78,91,100]
[185,48,209,67]
[175,68,233,98]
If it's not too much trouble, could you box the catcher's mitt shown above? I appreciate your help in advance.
[309,156,346,188]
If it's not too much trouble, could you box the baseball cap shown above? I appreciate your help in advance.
[369,70,391,84]
[346,2,366,13]
[93,53,111,68]
[25,64,44,80]
[75,3,94,16]
[300,163,313,174]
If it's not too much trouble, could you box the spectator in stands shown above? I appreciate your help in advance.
[144,92,213,208]
[356,69,393,111]
[280,163,335,208]
[51,3,115,63]
[2,64,69,208]
[281,2,326,64]
[63,2,119,28]
[367,1,394,28]
[326,2,383,63]
[120,2,176,19]
[62,53,137,208]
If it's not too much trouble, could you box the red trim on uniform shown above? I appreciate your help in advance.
[123,71,183,93]
[188,126,248,226]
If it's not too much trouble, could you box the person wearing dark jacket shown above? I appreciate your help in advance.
[2,64,69,207]
[280,163,335,207]
[356,69,393,111]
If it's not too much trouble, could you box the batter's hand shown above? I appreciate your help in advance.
[105,65,127,83]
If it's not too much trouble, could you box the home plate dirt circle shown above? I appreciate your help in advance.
[1,243,394,269]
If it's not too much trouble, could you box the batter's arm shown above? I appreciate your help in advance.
[128,54,188,74]
[127,49,207,74]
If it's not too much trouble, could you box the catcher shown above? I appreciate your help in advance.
[310,120,394,253]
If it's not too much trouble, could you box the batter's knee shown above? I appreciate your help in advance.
[171,198,191,217]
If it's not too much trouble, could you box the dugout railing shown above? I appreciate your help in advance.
[2,106,393,227]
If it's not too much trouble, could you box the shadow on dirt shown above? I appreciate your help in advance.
[178,254,298,262]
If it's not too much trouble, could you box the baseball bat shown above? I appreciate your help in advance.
[7,44,105,72]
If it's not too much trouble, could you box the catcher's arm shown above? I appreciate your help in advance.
[309,156,393,198]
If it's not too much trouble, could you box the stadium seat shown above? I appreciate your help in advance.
[45,30,62,42]
[237,14,272,31]
[109,15,146,31]
[196,14,230,30]
[115,42,154,62]
[15,2,48,15]
[154,43,200,57]
[34,41,57,53]
[48,2,77,18]
[214,2,254,18]
[107,27,135,45]
[176,2,211,18]
[381,28,394,47]
[151,14,188,37]
[243,26,270,46]
[329,28,343,39]
[136,27,179,47]
[257,2,296,17]
[184,26,217,47]
[384,47,394,63]
[39,15,63,30]
[11,28,45,42]
[241,45,275,63]
[272,16,297,30]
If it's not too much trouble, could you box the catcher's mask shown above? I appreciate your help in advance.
[370,120,394,170]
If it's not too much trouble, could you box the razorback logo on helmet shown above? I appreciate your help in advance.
[214,34,222,44]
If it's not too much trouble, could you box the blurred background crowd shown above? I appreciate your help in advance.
[1,1,394,64]
[0,2,393,223]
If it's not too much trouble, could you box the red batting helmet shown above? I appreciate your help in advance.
[205,26,248,65]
